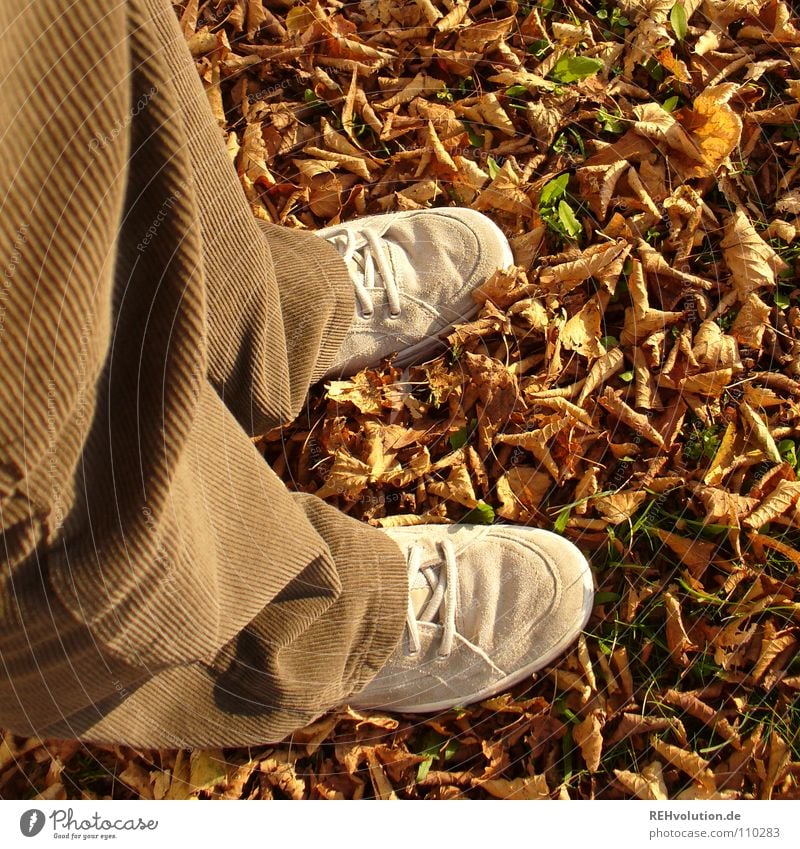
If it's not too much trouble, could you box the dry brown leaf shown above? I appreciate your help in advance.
[189,750,227,793]
[739,400,783,464]
[633,102,701,161]
[427,464,478,508]
[326,372,387,415]
[654,529,717,576]
[473,160,533,217]
[732,293,772,349]
[721,209,788,300]
[750,629,797,684]
[538,241,629,294]
[598,388,666,447]
[573,711,605,773]
[496,466,551,520]
[535,395,594,428]
[664,589,696,666]
[495,423,565,480]
[661,690,738,743]
[744,480,800,528]
[747,532,800,568]
[576,160,629,219]
[686,83,743,172]
[375,513,452,528]
[679,369,734,396]
[479,774,551,799]
[614,761,669,800]
[577,348,626,405]
[651,737,716,792]
[762,731,791,800]
[561,295,607,359]
[692,320,741,370]
[593,490,647,524]
[314,451,371,500]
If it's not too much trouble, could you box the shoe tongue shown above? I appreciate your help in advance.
[410,568,433,617]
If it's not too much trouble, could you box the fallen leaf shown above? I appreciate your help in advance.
[614,761,669,800]
[650,737,716,792]
[479,774,551,799]
[721,209,788,300]
[573,711,605,773]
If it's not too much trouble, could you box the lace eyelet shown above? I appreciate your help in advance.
[360,310,374,320]
[388,311,401,319]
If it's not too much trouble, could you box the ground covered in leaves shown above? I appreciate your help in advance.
[3,0,800,800]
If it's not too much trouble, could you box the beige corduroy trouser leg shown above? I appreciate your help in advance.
[0,0,407,748]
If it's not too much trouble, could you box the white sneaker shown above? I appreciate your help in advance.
[317,208,514,378]
[350,524,594,713]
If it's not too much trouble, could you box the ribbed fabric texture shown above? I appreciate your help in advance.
[0,0,406,748]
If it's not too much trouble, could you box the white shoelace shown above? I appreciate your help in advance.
[404,539,459,659]
[322,223,402,319]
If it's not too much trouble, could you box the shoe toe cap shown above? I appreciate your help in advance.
[457,527,594,675]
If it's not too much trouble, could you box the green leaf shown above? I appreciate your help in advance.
[505,84,528,97]
[443,739,460,760]
[462,121,485,148]
[462,500,495,525]
[597,106,624,133]
[487,156,501,179]
[539,173,569,207]
[449,417,477,449]
[601,335,619,349]
[554,506,571,533]
[549,54,604,84]
[557,200,582,238]
[449,426,469,450]
[670,3,688,42]
[619,369,634,383]
[776,291,791,309]
[779,439,799,471]
[662,94,680,112]
[527,39,551,59]
[594,591,621,604]
[415,731,448,782]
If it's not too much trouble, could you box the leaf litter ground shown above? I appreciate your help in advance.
[3,0,800,800]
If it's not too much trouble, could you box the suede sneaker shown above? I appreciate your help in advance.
[317,208,514,378]
[350,524,594,713]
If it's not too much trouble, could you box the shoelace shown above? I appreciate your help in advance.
[322,223,401,319]
[404,539,458,659]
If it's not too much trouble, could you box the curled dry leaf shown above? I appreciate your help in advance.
[664,589,696,666]
[597,388,666,448]
[478,774,551,799]
[732,293,772,350]
[561,295,608,359]
[573,711,605,773]
[614,761,669,801]
[650,737,716,793]
[496,466,551,520]
[744,480,800,528]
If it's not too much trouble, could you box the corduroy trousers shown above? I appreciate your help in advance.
[0,0,407,748]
